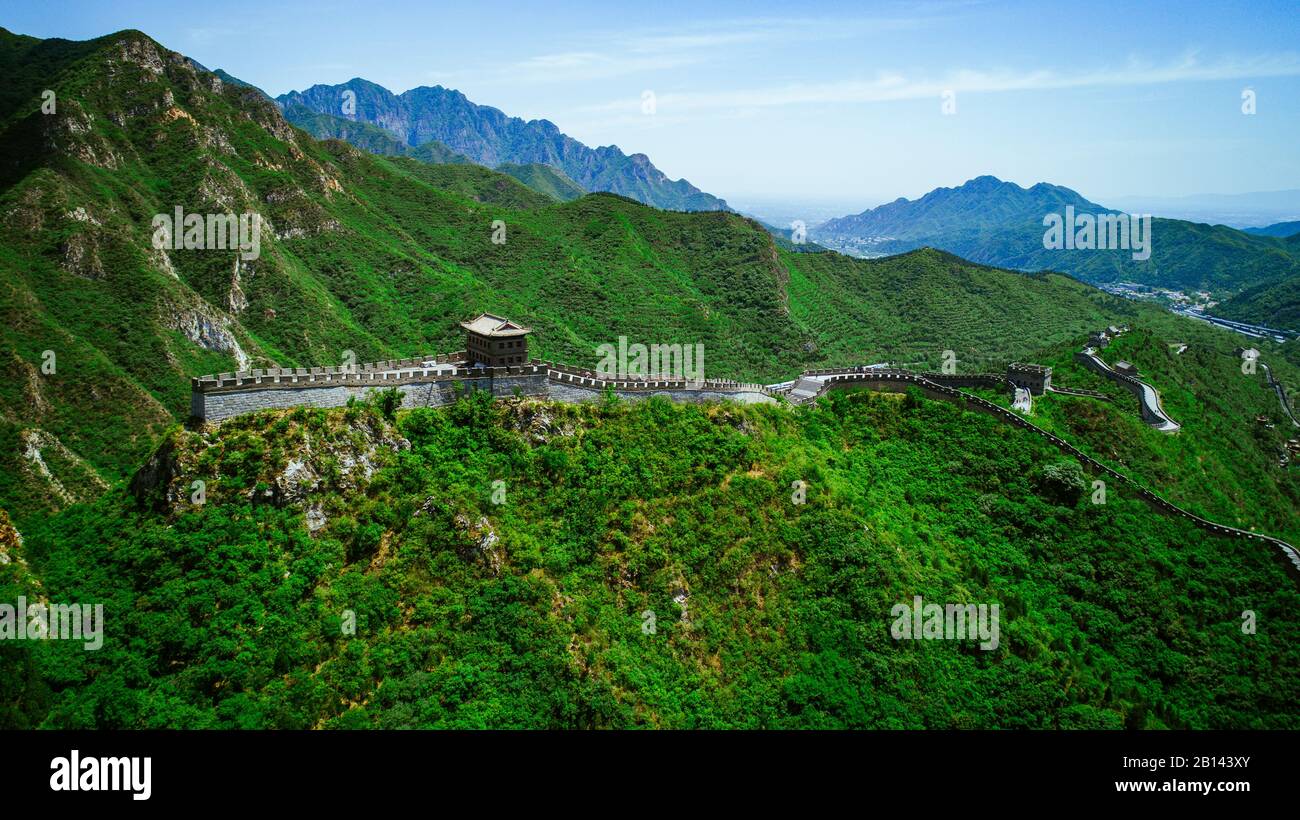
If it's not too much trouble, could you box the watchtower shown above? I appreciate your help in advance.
[461,313,532,367]
[1007,363,1052,395]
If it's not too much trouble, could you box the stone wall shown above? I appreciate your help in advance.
[544,381,774,405]
[192,365,774,423]
[194,372,553,423]
[1075,350,1176,427]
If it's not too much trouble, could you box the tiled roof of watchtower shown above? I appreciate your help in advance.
[460,313,531,337]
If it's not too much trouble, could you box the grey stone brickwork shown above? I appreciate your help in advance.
[191,361,776,423]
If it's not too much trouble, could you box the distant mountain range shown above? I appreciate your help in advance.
[277,78,728,212]
[816,175,1109,245]
[1245,220,1300,238]
[278,102,473,164]
[278,100,584,201]
[813,176,1300,325]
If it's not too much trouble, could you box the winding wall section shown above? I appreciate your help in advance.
[190,353,1299,583]
[1075,348,1181,432]
[801,368,1300,583]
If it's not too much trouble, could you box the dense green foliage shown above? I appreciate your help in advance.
[1031,318,1300,548]
[495,162,586,202]
[1216,236,1300,330]
[8,391,1297,729]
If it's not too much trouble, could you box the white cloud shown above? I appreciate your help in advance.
[426,14,942,86]
[570,51,1300,117]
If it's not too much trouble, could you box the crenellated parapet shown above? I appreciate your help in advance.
[191,351,468,393]
[190,352,780,423]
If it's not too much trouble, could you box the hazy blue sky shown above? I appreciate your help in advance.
[4,0,1299,209]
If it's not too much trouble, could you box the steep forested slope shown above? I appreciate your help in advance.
[1215,234,1300,329]
[7,391,1297,729]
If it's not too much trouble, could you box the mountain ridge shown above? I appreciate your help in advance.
[813,175,1300,310]
[1245,220,1300,238]
[817,175,1109,241]
[277,77,728,212]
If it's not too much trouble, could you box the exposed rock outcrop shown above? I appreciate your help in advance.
[167,305,252,371]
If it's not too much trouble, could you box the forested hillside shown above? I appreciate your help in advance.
[0,27,1141,521]
[1,26,1298,733]
[6,391,1297,728]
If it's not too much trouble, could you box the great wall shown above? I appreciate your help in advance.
[190,354,775,421]
[1074,326,1181,432]
[189,323,1300,583]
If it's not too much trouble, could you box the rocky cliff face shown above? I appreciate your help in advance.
[130,403,410,521]
[278,79,729,212]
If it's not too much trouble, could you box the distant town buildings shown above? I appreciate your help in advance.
[1099,282,1218,311]
[1088,324,1129,351]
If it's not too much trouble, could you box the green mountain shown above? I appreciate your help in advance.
[1215,234,1300,329]
[0,26,1154,524]
[277,78,728,212]
[2,27,1299,730]
[814,176,1300,308]
[1245,220,1300,238]
[817,175,1108,239]
[495,162,585,202]
[183,61,268,98]
[6,389,1295,729]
